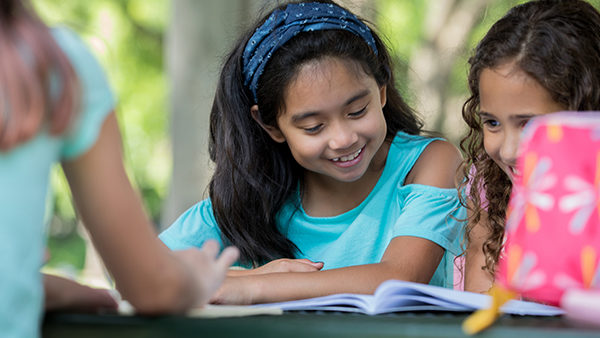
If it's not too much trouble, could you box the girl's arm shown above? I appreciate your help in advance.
[44,274,117,312]
[213,236,444,304]
[212,141,463,305]
[464,206,495,293]
[62,112,237,314]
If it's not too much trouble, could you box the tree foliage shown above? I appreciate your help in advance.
[33,0,600,271]
[34,0,171,225]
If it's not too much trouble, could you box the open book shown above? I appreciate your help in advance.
[253,280,564,316]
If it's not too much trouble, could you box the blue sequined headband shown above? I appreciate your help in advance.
[242,2,378,103]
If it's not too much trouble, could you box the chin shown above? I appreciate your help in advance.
[337,169,368,183]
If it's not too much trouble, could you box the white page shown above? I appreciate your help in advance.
[254,293,374,312]
[377,294,471,311]
[375,280,565,316]
[254,280,565,316]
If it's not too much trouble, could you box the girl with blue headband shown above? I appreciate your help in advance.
[160,0,466,304]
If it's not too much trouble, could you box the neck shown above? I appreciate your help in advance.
[301,140,390,217]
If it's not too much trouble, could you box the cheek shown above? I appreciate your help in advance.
[287,137,324,162]
[363,111,387,138]
[482,131,498,159]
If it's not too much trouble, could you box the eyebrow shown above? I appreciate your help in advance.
[478,111,537,119]
[290,89,371,123]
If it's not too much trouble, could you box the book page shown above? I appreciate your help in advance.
[374,280,564,316]
[254,280,565,316]
[253,293,374,313]
[188,305,283,318]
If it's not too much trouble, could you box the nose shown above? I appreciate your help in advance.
[328,121,358,150]
[499,130,519,166]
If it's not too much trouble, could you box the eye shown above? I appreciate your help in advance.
[349,105,368,117]
[482,119,500,129]
[304,124,322,133]
[520,118,531,129]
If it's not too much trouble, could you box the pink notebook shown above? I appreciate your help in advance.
[497,112,600,313]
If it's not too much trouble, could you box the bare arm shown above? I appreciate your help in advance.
[464,206,494,293]
[214,236,444,304]
[44,274,117,312]
[62,113,237,313]
[212,140,463,305]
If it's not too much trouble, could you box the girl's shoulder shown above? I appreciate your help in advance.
[391,132,462,189]
[389,131,446,160]
[50,27,101,76]
[50,26,115,160]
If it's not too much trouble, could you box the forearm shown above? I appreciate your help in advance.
[221,260,432,304]
[63,114,198,313]
[227,268,251,277]
[84,210,198,313]
[463,210,494,294]
[43,274,118,312]
[213,237,445,305]
[464,248,494,294]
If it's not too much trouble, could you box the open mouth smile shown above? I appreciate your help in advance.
[508,165,521,180]
[331,148,362,162]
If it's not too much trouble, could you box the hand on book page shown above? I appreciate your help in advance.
[253,280,565,316]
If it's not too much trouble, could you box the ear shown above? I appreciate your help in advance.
[250,105,286,143]
[379,85,387,109]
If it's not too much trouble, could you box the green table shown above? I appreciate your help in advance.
[42,311,600,338]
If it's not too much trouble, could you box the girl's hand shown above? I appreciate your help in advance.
[228,259,324,276]
[44,274,117,312]
[173,240,239,308]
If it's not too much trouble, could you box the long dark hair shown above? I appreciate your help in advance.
[0,0,79,150]
[460,0,600,276]
[209,0,423,266]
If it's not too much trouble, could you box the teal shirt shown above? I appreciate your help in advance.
[0,28,114,338]
[160,132,465,288]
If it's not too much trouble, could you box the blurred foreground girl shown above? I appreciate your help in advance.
[0,1,238,337]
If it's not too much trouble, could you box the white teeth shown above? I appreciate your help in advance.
[333,148,362,162]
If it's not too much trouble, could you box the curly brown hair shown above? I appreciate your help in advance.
[460,0,600,276]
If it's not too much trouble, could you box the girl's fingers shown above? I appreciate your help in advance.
[217,246,239,269]
[82,289,119,310]
[295,259,314,264]
[296,259,324,269]
[200,240,220,260]
[296,263,321,272]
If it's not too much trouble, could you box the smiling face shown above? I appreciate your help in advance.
[259,58,387,185]
[479,62,565,183]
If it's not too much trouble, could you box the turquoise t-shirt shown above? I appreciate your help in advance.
[0,27,114,338]
[160,132,466,288]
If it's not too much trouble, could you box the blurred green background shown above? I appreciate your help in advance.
[35,0,600,277]
[35,0,170,274]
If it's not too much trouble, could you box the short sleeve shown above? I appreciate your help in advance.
[51,27,115,160]
[159,199,223,251]
[393,184,466,255]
